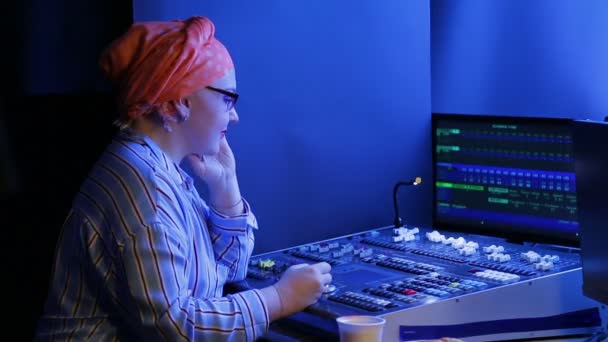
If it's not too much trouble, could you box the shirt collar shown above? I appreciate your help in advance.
[118,128,195,189]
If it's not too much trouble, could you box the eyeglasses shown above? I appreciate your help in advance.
[206,86,239,111]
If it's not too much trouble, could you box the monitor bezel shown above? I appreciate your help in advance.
[573,119,608,305]
[431,112,580,247]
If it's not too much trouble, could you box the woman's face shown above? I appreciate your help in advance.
[180,70,239,156]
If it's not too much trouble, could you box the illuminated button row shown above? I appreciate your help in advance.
[436,275,461,283]
[460,279,488,288]
[376,260,429,275]
[342,292,394,307]
[328,291,396,312]
[474,270,520,283]
[417,276,477,292]
[411,282,453,297]
[386,275,487,299]
[384,285,428,301]
[417,275,488,291]
[427,275,487,290]
[327,243,355,258]
[407,279,466,296]
[376,257,436,274]
[388,282,451,298]
[363,288,419,304]
[355,247,374,258]
[384,257,442,272]
[361,238,411,252]
[410,249,468,263]
[300,242,358,258]
[288,250,339,265]
[469,260,535,276]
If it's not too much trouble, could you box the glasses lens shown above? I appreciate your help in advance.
[207,86,238,111]
[228,96,238,111]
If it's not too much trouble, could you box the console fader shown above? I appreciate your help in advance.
[233,225,602,341]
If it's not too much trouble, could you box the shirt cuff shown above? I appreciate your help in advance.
[230,289,270,340]
[208,198,258,234]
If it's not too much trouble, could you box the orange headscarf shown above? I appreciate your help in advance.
[99,16,234,122]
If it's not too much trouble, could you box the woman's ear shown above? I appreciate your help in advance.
[174,98,191,121]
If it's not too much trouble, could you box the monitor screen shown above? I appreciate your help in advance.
[432,113,579,246]
[573,119,608,305]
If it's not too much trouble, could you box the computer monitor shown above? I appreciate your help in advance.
[432,113,579,246]
[572,119,608,305]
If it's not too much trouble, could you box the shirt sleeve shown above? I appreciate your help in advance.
[203,197,258,282]
[120,221,269,342]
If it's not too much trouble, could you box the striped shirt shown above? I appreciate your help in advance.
[35,129,269,341]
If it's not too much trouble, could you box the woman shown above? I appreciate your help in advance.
[35,16,332,341]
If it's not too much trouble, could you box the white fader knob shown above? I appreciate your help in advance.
[534,261,554,271]
[426,230,446,243]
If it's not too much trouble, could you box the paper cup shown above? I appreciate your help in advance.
[336,315,386,342]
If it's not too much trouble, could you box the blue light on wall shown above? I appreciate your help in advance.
[432,0,608,120]
[133,1,432,253]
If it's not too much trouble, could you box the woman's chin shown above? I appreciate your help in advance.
[202,147,220,156]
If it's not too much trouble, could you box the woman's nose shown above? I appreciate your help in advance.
[229,108,239,123]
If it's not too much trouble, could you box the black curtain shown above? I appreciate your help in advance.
[1,0,132,336]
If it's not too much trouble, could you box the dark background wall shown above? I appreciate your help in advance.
[7,0,608,338]
[1,0,132,336]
